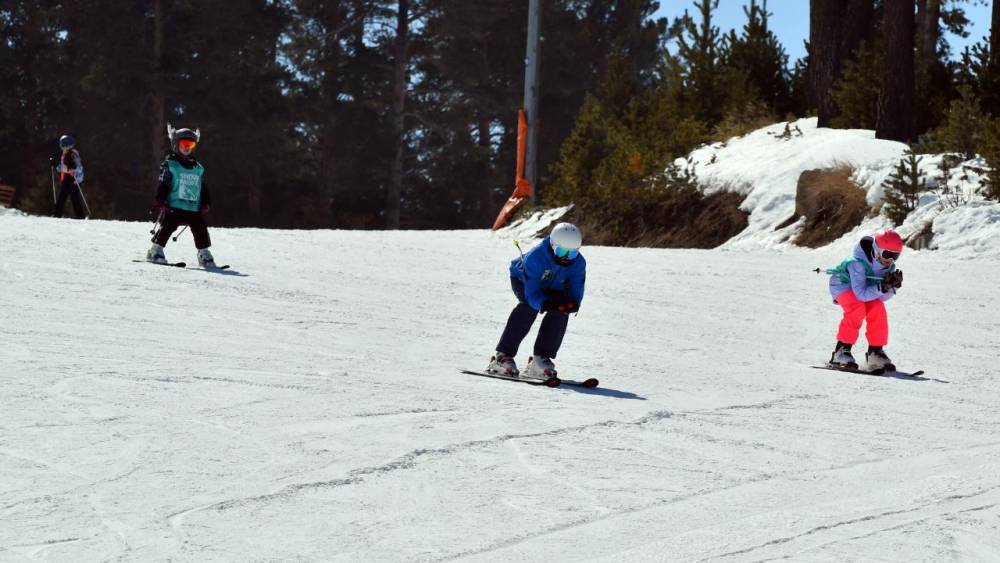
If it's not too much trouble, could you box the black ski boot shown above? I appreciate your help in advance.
[830,341,858,369]
[866,347,896,373]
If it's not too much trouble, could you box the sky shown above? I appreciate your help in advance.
[654,0,994,63]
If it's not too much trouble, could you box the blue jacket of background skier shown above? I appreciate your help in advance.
[828,236,896,303]
[509,236,586,311]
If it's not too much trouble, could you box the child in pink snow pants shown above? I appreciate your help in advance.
[826,229,904,372]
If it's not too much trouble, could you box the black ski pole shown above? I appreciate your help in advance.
[149,209,164,241]
[172,225,188,242]
[814,267,883,280]
[49,160,57,204]
[76,182,92,218]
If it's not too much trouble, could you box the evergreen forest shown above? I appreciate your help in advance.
[2,0,1000,237]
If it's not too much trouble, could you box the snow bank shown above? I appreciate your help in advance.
[676,118,908,249]
[927,201,1000,258]
[495,204,572,242]
[674,119,999,260]
[0,207,25,217]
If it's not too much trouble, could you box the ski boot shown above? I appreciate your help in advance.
[829,342,858,370]
[866,347,896,373]
[146,243,168,264]
[487,353,519,377]
[197,248,217,269]
[524,356,557,380]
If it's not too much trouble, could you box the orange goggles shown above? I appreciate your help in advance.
[178,139,197,151]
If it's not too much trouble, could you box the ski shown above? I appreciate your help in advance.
[811,364,925,377]
[192,264,231,271]
[133,259,186,268]
[460,369,561,387]
[460,370,598,388]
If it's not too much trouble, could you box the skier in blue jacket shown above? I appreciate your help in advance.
[487,222,586,379]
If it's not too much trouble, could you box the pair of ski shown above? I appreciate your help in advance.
[133,259,230,271]
[811,364,924,377]
[460,369,599,388]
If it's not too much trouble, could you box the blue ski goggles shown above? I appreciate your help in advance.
[554,246,579,260]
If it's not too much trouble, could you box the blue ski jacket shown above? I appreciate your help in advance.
[509,237,586,311]
[828,236,896,302]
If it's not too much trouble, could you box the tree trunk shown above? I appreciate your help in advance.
[876,0,915,141]
[386,0,409,229]
[922,0,941,63]
[841,0,873,62]
[321,2,344,226]
[150,0,165,173]
[809,0,846,126]
[992,0,1000,67]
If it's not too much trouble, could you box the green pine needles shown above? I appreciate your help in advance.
[882,152,929,225]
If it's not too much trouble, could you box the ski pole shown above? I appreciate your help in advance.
[76,183,92,218]
[172,225,188,242]
[150,209,163,239]
[812,267,883,280]
[49,163,57,204]
[514,239,526,261]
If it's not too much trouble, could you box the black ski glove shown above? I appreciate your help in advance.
[879,270,903,292]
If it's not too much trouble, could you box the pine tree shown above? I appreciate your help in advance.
[881,152,928,225]
[830,40,882,129]
[958,42,1000,120]
[674,0,726,124]
[936,153,970,208]
[719,0,792,116]
[921,85,986,160]
[981,118,1000,202]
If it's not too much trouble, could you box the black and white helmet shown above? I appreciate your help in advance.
[166,123,201,153]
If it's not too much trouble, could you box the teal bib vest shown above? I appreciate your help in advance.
[166,160,204,212]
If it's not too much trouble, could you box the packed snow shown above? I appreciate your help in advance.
[2,212,1000,561]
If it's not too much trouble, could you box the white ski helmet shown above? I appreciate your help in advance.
[549,222,583,253]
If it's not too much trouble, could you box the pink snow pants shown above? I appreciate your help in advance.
[834,290,888,346]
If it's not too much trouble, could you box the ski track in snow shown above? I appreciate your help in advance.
[1,216,1000,561]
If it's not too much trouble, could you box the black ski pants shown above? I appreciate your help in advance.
[153,208,211,249]
[52,177,85,218]
[496,277,569,359]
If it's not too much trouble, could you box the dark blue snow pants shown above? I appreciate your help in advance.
[495,278,569,359]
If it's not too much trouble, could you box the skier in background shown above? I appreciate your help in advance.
[52,135,87,218]
[487,222,586,379]
[146,125,219,268]
[826,229,904,371]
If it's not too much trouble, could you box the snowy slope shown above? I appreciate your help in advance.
[2,215,1000,562]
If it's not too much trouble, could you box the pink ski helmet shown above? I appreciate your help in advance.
[873,229,903,260]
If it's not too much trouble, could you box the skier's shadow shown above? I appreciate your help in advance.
[193,268,249,277]
[881,372,949,384]
[561,386,646,400]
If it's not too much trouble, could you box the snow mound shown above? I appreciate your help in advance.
[676,118,909,249]
[674,119,1000,259]
[495,204,573,242]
